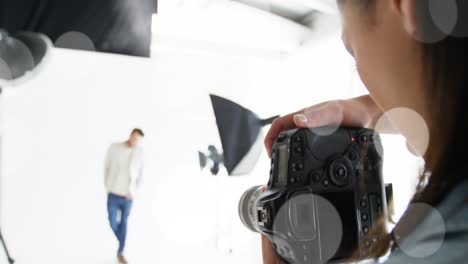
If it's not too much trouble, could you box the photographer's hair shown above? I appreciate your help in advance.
[131,128,145,137]
[353,0,468,259]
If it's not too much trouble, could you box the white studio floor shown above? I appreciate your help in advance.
[0,193,263,264]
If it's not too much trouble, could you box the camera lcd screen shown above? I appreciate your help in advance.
[275,144,288,187]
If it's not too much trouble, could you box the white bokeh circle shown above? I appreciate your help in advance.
[308,125,341,138]
[0,58,12,81]
[414,0,458,43]
[429,0,458,37]
[394,203,446,258]
[374,107,429,158]
[306,101,344,137]
[0,37,35,85]
[272,193,343,264]
[55,31,96,51]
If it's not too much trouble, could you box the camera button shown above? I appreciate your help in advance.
[360,200,368,208]
[364,161,371,171]
[312,173,321,183]
[363,226,369,234]
[279,248,284,255]
[337,168,345,176]
[361,213,369,221]
[323,179,329,187]
[293,162,304,171]
[364,240,371,248]
[294,146,303,154]
[360,135,368,143]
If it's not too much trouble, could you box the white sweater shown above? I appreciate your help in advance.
[104,142,144,197]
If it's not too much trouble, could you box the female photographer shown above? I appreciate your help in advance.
[263,0,467,263]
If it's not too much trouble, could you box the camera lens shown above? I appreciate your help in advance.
[238,186,264,233]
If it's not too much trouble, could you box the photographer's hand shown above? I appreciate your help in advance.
[262,235,284,264]
[259,186,285,264]
[261,95,390,264]
[265,95,387,157]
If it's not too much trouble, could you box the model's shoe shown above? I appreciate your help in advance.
[118,255,128,264]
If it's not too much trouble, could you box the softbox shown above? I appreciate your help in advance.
[210,94,278,176]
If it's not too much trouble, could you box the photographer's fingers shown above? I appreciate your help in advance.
[293,101,344,128]
[265,97,377,157]
[262,235,283,264]
[264,112,299,157]
[295,99,375,129]
[264,102,332,157]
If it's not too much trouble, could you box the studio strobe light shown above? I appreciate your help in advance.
[200,94,278,176]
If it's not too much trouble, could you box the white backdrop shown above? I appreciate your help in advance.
[0,11,421,264]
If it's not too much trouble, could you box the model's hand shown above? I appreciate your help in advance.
[264,95,384,157]
[126,195,133,201]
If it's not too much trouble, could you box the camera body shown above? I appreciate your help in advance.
[241,127,388,264]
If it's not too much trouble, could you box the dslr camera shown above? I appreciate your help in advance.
[239,127,389,264]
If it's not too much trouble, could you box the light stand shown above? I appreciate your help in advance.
[0,228,14,264]
[0,88,14,264]
[0,29,51,264]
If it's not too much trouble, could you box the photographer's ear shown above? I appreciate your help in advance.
[391,0,418,37]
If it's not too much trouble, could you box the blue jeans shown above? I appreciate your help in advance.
[107,193,133,256]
